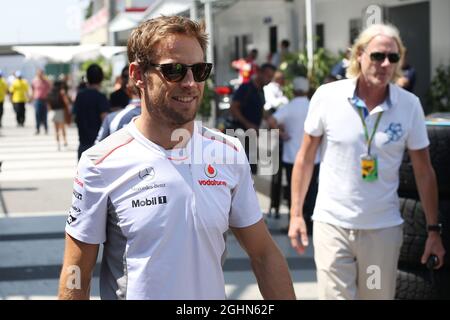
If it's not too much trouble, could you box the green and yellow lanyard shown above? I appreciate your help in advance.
[357,107,383,156]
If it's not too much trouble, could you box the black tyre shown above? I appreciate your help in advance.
[399,198,450,268]
[399,234,427,267]
[396,266,450,300]
[398,113,450,200]
[395,268,438,300]
[400,198,427,236]
[399,198,427,267]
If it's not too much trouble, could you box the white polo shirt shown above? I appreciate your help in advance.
[65,120,262,299]
[305,78,429,229]
[273,96,320,164]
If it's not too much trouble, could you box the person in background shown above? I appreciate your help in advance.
[109,66,130,111]
[96,79,141,143]
[396,49,416,93]
[72,64,109,160]
[267,76,319,233]
[59,74,72,101]
[230,63,277,174]
[264,70,289,218]
[76,76,87,93]
[9,71,30,127]
[263,70,288,112]
[330,48,351,80]
[270,39,291,69]
[288,23,445,300]
[0,70,8,128]
[48,80,70,150]
[31,69,51,134]
[231,48,259,85]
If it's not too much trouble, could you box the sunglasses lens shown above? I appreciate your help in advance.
[370,52,400,63]
[388,53,400,63]
[160,63,186,82]
[155,63,212,82]
[192,63,212,82]
[370,52,386,62]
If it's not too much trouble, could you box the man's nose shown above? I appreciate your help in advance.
[381,57,392,67]
[180,68,196,86]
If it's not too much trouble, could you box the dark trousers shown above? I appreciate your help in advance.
[269,140,283,215]
[243,136,258,175]
[0,101,3,127]
[34,99,48,133]
[284,162,320,234]
[13,102,25,126]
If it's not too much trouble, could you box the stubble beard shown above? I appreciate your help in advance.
[143,87,200,127]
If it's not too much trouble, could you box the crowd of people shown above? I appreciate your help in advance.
[0,63,142,154]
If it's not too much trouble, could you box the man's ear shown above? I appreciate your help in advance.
[129,62,146,89]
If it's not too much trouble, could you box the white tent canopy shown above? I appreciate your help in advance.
[109,11,145,32]
[143,0,191,20]
[12,45,127,63]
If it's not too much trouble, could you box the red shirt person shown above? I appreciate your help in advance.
[231,49,259,84]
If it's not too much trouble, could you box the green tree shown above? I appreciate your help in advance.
[428,65,450,113]
[198,78,214,119]
[279,48,339,98]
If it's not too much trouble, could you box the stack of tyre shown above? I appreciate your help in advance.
[396,113,450,300]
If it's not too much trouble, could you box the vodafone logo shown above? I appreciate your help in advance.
[199,164,226,186]
[204,164,217,178]
[198,179,227,186]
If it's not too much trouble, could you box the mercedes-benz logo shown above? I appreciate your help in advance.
[138,167,155,180]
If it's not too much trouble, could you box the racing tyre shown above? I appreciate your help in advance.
[398,114,450,200]
[398,198,450,269]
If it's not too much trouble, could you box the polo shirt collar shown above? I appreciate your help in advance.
[346,78,396,116]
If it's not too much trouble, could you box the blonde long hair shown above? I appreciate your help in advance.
[346,23,405,81]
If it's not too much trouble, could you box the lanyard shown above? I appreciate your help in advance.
[357,108,383,155]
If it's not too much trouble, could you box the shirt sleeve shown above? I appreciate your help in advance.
[65,155,109,244]
[304,86,325,137]
[95,114,112,144]
[273,105,288,123]
[406,97,429,150]
[229,140,263,228]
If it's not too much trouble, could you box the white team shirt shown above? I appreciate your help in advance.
[305,78,429,229]
[65,120,262,299]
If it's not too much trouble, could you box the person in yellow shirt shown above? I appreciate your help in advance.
[0,70,8,128]
[9,71,30,127]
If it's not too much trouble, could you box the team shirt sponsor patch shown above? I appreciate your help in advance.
[198,164,227,186]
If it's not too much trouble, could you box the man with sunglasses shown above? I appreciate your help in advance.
[58,15,295,300]
[288,23,445,299]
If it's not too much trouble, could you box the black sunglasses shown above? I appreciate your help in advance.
[149,62,213,82]
[369,52,400,63]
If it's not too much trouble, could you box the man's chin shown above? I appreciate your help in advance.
[164,111,197,127]
[369,76,390,88]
